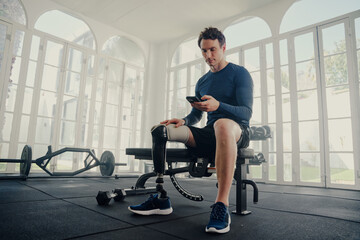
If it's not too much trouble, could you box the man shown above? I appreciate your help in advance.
[128,27,253,234]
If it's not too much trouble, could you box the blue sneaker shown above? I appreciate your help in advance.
[128,194,173,215]
[205,202,231,233]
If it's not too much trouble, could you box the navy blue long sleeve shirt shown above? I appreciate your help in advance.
[183,63,253,127]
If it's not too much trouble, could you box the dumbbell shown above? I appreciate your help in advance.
[96,189,126,205]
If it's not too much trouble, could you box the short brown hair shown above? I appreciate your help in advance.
[197,27,226,48]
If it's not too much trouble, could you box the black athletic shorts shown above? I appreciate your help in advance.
[186,123,250,159]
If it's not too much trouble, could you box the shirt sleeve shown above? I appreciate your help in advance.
[183,83,203,126]
[216,67,253,123]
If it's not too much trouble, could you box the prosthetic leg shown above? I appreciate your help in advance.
[151,124,189,199]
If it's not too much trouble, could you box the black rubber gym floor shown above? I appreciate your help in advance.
[1,175,359,240]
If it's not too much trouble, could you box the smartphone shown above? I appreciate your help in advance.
[186,96,202,103]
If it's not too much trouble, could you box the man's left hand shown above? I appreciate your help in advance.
[191,95,219,112]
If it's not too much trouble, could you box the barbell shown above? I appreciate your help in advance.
[0,145,123,179]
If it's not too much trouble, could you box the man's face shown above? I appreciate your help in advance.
[200,39,226,68]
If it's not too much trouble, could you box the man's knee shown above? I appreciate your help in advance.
[214,119,241,141]
[151,124,189,144]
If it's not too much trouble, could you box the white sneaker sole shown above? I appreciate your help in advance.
[128,206,173,216]
[205,225,230,234]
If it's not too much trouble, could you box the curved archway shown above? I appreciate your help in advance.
[102,36,145,67]
[35,10,95,50]
[0,0,26,25]
[280,0,360,34]
[224,16,271,49]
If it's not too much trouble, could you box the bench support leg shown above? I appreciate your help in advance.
[232,157,251,215]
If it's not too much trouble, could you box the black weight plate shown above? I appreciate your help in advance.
[20,145,32,176]
[100,151,115,176]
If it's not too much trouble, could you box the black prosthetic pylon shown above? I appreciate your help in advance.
[151,125,168,198]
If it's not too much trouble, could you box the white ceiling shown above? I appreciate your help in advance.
[49,0,280,42]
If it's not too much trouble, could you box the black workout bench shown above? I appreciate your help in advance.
[125,147,263,215]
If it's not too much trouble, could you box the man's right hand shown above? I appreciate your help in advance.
[160,118,185,128]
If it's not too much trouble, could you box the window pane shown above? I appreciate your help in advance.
[107,81,120,105]
[26,60,36,87]
[267,69,275,95]
[60,121,75,145]
[251,97,261,124]
[67,48,83,73]
[268,123,276,152]
[322,23,345,56]
[330,153,354,185]
[268,153,276,181]
[283,123,292,151]
[300,153,321,183]
[226,52,239,65]
[282,93,291,122]
[328,119,353,152]
[65,71,80,96]
[10,57,21,84]
[35,117,53,144]
[5,84,16,112]
[326,86,351,118]
[296,60,316,90]
[30,35,40,61]
[96,80,103,102]
[298,90,318,120]
[299,121,320,151]
[103,126,117,149]
[284,153,292,182]
[177,68,187,88]
[84,77,93,100]
[62,95,77,121]
[356,18,360,49]
[171,38,202,66]
[45,41,64,67]
[22,87,33,114]
[13,30,24,56]
[42,65,61,92]
[266,43,274,68]
[38,91,57,117]
[93,102,101,125]
[268,96,276,123]
[251,71,261,97]
[2,113,13,141]
[105,104,118,127]
[281,66,290,93]
[324,54,348,86]
[19,115,29,142]
[249,165,262,179]
[294,33,314,62]
[0,24,7,72]
[176,88,187,118]
[279,39,288,65]
[244,47,260,71]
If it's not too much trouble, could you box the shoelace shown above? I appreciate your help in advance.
[141,194,157,207]
[210,203,227,220]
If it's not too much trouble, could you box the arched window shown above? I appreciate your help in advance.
[171,37,202,67]
[280,0,360,34]
[102,36,145,67]
[224,16,271,49]
[35,10,95,50]
[0,0,26,25]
